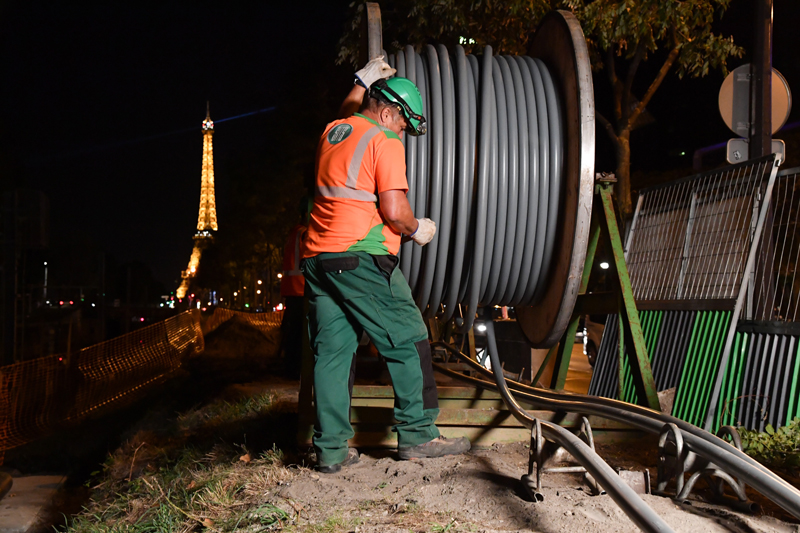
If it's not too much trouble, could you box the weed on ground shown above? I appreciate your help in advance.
[60,391,304,532]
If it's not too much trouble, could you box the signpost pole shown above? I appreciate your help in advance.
[750,0,773,158]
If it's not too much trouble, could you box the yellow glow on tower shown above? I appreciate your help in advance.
[197,107,218,232]
[176,104,219,300]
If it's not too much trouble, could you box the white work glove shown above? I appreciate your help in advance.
[410,218,436,246]
[355,55,396,89]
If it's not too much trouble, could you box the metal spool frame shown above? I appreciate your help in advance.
[515,10,595,346]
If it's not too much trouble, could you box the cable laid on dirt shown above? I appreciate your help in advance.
[432,339,800,520]
[387,45,563,328]
[433,322,675,533]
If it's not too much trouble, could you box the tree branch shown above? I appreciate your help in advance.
[597,112,621,151]
[621,42,646,125]
[606,46,623,122]
[628,45,680,129]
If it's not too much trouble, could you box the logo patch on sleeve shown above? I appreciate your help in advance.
[327,124,353,144]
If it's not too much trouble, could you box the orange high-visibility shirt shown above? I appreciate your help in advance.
[281,223,306,297]
[302,113,408,258]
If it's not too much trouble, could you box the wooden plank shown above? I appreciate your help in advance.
[297,426,647,448]
[351,397,539,410]
[351,407,523,427]
[352,385,507,400]
[350,406,635,430]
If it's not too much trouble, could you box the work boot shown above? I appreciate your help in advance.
[398,436,471,460]
[315,448,360,474]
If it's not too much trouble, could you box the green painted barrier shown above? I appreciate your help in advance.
[620,310,663,405]
[672,311,732,427]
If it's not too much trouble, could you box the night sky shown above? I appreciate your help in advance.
[1,1,799,292]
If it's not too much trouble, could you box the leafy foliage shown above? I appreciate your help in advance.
[337,0,551,67]
[739,417,800,472]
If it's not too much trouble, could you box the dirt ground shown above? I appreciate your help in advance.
[232,328,800,532]
[11,319,800,532]
[274,444,800,533]
[218,374,800,528]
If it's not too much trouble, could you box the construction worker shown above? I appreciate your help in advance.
[301,57,470,473]
[280,197,311,379]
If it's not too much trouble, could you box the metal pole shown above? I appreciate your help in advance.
[749,0,773,158]
[704,157,779,430]
[364,2,382,61]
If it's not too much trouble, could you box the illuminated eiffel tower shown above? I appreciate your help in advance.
[177,103,218,300]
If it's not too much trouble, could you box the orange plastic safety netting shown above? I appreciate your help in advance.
[0,307,284,462]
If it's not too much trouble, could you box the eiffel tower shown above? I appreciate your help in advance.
[177,103,218,300]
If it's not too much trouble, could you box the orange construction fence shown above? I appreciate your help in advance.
[0,307,284,463]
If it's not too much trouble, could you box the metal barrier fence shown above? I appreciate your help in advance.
[0,307,283,463]
[588,156,799,431]
[752,167,800,322]
[625,156,775,305]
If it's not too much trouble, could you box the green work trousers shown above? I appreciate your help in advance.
[302,251,440,466]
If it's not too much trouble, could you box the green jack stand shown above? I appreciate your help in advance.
[538,174,661,411]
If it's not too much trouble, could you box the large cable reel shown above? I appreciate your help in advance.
[377,10,594,348]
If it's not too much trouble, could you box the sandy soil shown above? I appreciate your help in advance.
[16,318,800,533]
[203,321,800,533]
[266,441,800,533]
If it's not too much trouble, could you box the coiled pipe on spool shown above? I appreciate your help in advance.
[389,45,562,314]
[385,11,595,346]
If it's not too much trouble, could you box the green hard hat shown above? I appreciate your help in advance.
[370,77,427,136]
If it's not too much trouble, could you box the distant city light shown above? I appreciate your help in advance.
[245,303,250,308]
[476,324,487,333]
[69,301,73,305]
[256,290,261,294]
[600,262,610,270]
[92,303,96,307]
[233,291,238,296]
[257,280,262,285]
[140,318,145,322]
[276,303,284,311]
[277,273,283,279]
[44,262,47,266]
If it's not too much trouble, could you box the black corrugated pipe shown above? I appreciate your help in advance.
[479,321,675,533]
[433,340,800,520]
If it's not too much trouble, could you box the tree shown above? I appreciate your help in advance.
[337,0,743,218]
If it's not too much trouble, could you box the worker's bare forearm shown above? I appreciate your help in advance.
[379,189,418,235]
[337,85,366,119]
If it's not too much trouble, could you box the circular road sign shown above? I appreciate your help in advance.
[719,63,792,137]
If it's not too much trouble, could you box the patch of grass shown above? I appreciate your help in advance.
[59,392,301,532]
[431,518,457,533]
[177,392,278,432]
[291,513,362,533]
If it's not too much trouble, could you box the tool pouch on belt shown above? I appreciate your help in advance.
[372,254,398,281]
[320,256,359,273]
